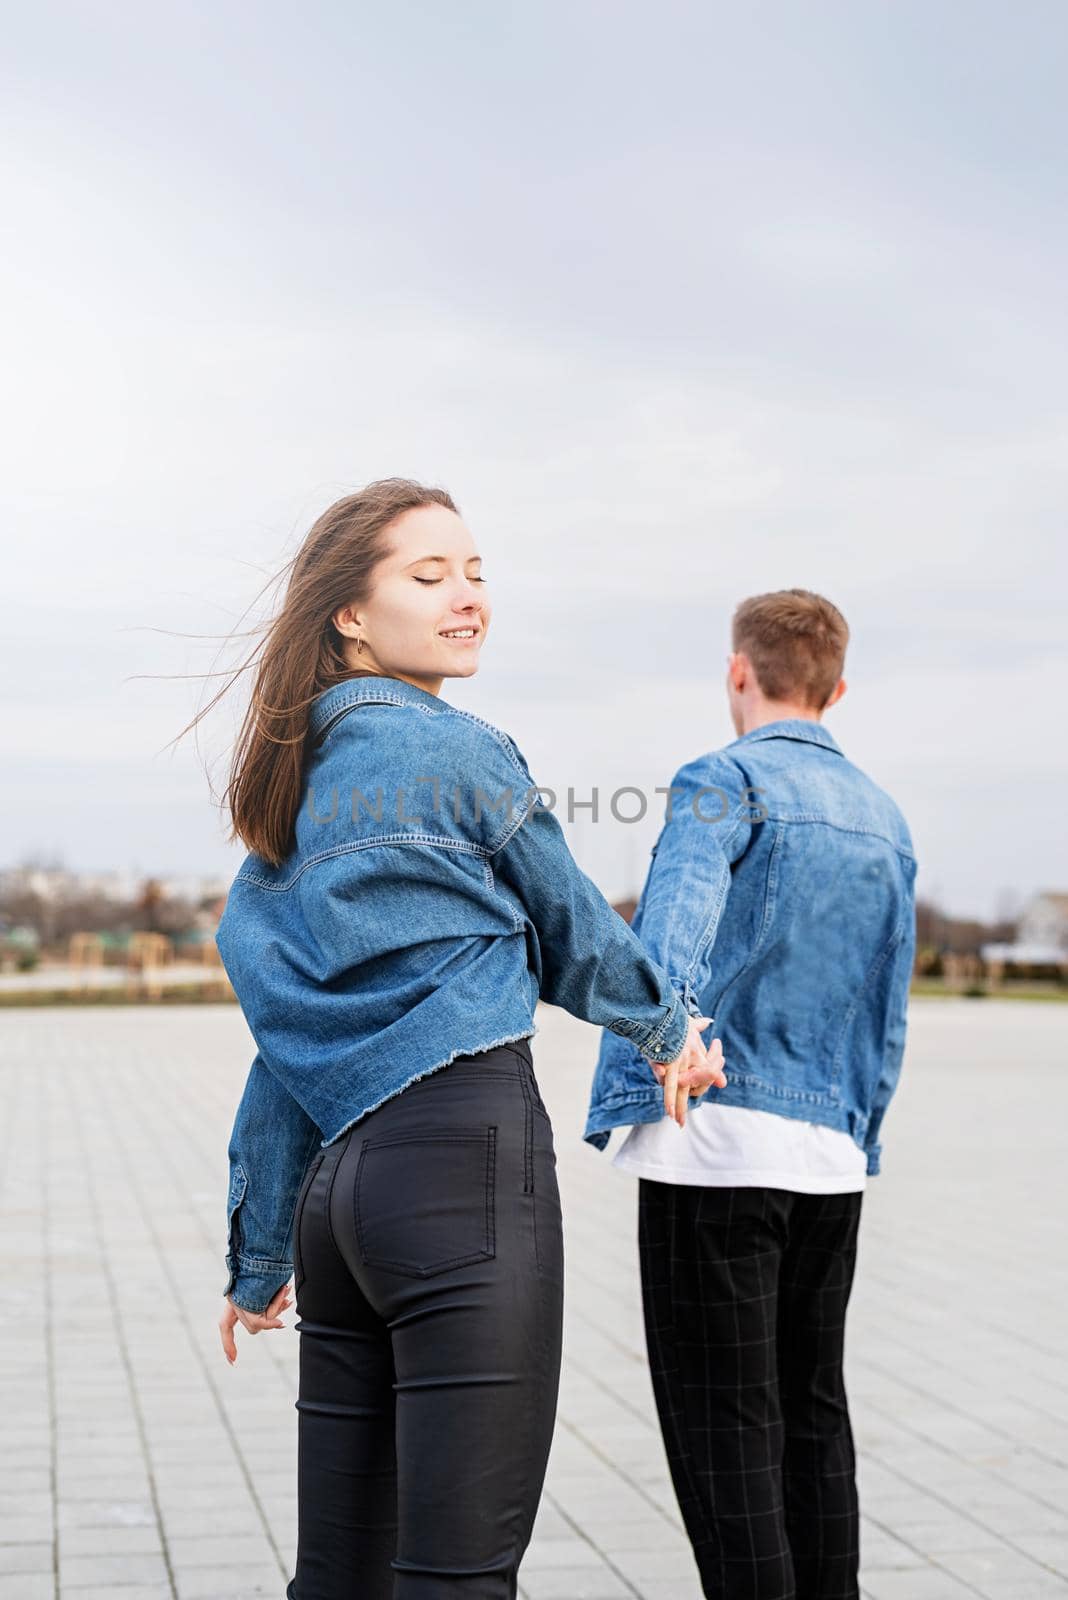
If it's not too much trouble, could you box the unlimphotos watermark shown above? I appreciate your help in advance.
[305,778,768,827]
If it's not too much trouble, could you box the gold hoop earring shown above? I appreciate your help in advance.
[356,636,364,655]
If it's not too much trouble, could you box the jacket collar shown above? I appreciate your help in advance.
[728,718,845,757]
[308,674,444,739]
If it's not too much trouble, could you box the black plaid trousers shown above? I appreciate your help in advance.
[638,1181,863,1600]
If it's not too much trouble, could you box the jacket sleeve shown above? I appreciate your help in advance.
[488,770,690,1065]
[598,754,755,1114]
[223,1052,323,1314]
[630,756,755,1019]
[863,904,916,1177]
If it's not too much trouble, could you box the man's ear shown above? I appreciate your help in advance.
[728,651,749,692]
[825,677,847,710]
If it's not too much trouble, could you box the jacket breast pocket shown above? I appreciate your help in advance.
[353,1128,497,1277]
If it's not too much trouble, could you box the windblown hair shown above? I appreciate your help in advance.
[731,588,848,709]
[181,477,457,867]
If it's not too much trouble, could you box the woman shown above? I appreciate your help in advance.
[209,478,725,1599]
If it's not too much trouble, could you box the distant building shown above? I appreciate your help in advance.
[155,874,231,905]
[0,866,229,906]
[982,891,1068,970]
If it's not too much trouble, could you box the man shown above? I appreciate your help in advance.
[584,588,916,1600]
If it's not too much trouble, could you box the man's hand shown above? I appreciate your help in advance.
[218,1281,293,1365]
[646,1015,726,1128]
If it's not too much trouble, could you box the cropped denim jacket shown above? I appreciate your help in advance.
[584,721,917,1176]
[216,673,692,1312]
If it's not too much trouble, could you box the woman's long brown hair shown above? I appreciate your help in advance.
[178,477,457,867]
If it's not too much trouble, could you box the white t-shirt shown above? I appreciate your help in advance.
[611,1102,867,1193]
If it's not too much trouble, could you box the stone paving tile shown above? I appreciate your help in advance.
[0,1578,56,1600]
[521,1571,633,1599]
[58,1526,164,1558]
[0,1543,53,1575]
[862,1573,980,1599]
[937,1546,1068,1597]
[63,1590,172,1600]
[1,999,1066,1598]
[55,1498,158,1531]
[58,1552,171,1588]
[172,1573,284,1600]
[520,1537,608,1570]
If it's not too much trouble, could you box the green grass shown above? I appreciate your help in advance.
[910,981,1068,1003]
[0,985,238,1008]
[2,980,1064,1009]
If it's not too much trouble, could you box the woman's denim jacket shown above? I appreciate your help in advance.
[216,674,692,1312]
[583,720,917,1176]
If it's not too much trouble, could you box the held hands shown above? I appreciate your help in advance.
[645,1015,726,1129]
[218,1281,293,1365]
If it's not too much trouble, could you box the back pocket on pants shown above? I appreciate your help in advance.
[354,1127,497,1277]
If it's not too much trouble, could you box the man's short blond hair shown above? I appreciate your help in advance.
[731,589,849,710]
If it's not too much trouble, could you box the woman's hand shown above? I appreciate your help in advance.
[646,1015,726,1128]
[218,1282,293,1365]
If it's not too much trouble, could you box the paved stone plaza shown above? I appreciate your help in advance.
[1,998,1066,1599]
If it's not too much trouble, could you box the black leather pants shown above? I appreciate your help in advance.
[286,1038,564,1599]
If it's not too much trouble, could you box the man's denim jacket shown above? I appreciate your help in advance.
[584,720,916,1176]
[216,674,692,1312]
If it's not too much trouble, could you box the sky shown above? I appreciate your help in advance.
[1,1,1065,920]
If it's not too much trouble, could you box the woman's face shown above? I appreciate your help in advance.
[333,504,492,695]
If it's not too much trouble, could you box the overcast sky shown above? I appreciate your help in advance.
[2,1,1065,920]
